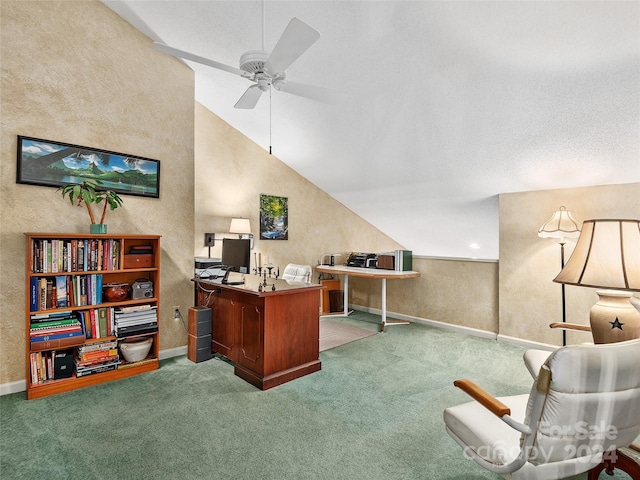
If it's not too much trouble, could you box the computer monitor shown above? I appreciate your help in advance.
[221,238,251,274]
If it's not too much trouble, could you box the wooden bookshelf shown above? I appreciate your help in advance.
[25,233,161,399]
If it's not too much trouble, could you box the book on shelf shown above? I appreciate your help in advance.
[113,310,158,322]
[115,304,157,313]
[77,339,118,354]
[30,334,85,352]
[29,277,38,312]
[115,322,158,337]
[114,316,157,327]
[55,276,67,308]
[76,347,118,361]
[75,361,119,377]
[30,317,80,329]
[30,329,84,342]
[30,310,74,321]
[30,327,83,339]
[75,355,119,368]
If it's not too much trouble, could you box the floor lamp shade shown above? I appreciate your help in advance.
[554,219,640,343]
[538,206,581,345]
[538,206,581,241]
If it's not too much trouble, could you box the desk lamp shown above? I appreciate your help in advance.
[538,206,581,345]
[554,219,640,344]
[230,217,253,248]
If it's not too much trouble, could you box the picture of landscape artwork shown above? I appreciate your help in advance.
[260,194,288,240]
[17,136,160,198]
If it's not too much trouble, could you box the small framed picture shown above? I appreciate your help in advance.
[260,194,288,240]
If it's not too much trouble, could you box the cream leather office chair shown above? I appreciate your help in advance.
[282,264,312,285]
[443,339,640,480]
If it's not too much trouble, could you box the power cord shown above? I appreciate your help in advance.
[174,308,188,333]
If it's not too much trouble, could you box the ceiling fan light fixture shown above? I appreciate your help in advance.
[239,50,269,74]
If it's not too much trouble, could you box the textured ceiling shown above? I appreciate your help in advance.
[102,1,640,259]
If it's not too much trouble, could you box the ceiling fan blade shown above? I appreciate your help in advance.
[234,85,264,109]
[153,42,251,78]
[265,18,320,76]
[273,80,346,104]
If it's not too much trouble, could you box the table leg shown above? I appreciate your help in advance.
[380,277,410,332]
[343,274,349,316]
[381,278,387,332]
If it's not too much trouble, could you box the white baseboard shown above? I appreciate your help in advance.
[159,345,188,360]
[351,304,497,340]
[1,346,189,396]
[350,304,557,350]
[0,380,27,397]
[497,334,556,351]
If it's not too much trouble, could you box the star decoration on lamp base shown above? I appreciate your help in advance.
[610,318,624,330]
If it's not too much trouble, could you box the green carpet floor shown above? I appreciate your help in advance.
[0,312,634,479]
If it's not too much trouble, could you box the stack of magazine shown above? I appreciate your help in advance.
[114,305,158,338]
[75,339,120,377]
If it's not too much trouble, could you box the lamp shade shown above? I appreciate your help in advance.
[229,217,251,235]
[553,219,640,291]
[538,206,581,240]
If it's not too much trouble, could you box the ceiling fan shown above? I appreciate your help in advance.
[153,17,342,109]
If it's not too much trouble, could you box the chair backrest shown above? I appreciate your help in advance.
[523,338,640,466]
[282,264,312,285]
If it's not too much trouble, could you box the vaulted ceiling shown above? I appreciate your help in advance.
[103,1,640,259]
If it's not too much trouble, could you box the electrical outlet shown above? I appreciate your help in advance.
[204,233,215,247]
[173,306,180,320]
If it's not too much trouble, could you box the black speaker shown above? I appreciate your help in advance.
[188,306,212,336]
[188,333,211,363]
[188,306,212,363]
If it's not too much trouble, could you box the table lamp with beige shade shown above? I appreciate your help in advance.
[553,219,640,344]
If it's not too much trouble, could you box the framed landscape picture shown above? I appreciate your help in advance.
[260,194,288,240]
[16,136,160,198]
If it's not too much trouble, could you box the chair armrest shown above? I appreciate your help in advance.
[549,322,592,332]
[454,379,510,417]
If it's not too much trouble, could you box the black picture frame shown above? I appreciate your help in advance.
[16,136,160,198]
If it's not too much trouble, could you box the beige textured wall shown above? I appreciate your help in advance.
[499,183,640,345]
[194,102,404,267]
[350,257,499,332]
[0,0,195,385]
[193,104,500,333]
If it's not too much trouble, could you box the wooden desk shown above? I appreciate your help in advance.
[193,276,324,390]
[315,265,420,332]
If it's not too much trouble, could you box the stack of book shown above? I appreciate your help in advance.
[75,340,120,377]
[394,250,413,271]
[30,311,84,349]
[114,305,158,337]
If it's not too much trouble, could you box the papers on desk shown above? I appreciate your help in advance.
[197,267,225,279]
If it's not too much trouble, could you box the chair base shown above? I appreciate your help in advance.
[587,445,640,480]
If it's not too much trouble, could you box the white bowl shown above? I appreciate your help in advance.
[119,337,153,363]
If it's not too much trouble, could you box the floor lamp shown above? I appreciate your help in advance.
[554,219,640,344]
[538,206,581,345]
